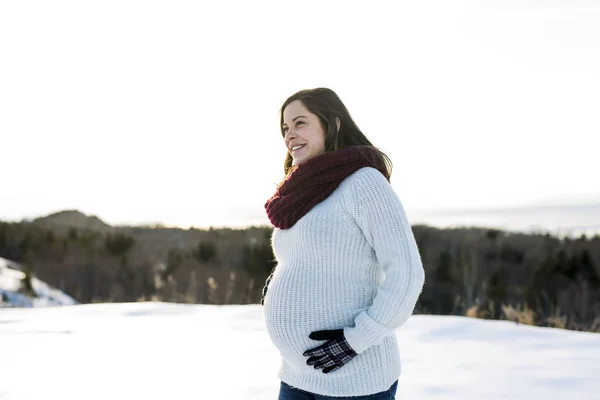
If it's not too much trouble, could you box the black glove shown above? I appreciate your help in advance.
[303,329,358,374]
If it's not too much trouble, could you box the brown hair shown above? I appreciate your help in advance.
[279,87,393,180]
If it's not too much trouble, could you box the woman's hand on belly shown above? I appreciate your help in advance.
[302,329,358,374]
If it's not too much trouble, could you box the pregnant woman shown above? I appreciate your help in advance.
[262,87,425,399]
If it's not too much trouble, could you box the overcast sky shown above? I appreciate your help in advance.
[1,0,599,229]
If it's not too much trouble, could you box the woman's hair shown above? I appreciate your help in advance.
[279,87,393,180]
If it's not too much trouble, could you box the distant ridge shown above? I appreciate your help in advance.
[32,210,113,232]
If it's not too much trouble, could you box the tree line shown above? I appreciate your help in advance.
[1,221,598,332]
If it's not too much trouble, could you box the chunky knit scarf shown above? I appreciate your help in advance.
[264,146,389,230]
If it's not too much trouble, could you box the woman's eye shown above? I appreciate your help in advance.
[282,121,304,135]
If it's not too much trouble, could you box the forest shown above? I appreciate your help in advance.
[1,212,598,332]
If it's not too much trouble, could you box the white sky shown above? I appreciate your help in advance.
[1,0,599,229]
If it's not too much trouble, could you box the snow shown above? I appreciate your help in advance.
[0,257,78,308]
[0,302,598,399]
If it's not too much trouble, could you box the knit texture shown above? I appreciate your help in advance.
[262,167,425,397]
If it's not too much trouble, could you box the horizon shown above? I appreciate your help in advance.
[5,200,600,237]
[2,0,599,232]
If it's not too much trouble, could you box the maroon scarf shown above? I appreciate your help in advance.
[264,146,389,230]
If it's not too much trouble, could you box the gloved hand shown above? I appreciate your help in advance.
[303,329,358,374]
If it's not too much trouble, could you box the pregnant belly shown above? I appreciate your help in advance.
[263,277,314,351]
[262,270,368,354]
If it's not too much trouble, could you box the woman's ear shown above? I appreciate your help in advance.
[336,117,341,133]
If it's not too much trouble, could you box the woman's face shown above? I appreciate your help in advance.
[282,100,326,166]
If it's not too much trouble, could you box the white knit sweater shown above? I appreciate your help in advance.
[262,167,425,397]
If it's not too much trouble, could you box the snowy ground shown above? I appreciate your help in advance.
[0,257,78,308]
[0,302,599,400]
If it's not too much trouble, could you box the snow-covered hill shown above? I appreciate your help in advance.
[0,302,598,400]
[0,257,78,307]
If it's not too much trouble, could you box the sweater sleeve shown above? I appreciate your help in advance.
[341,167,425,355]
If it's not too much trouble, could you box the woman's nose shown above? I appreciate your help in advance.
[285,130,297,141]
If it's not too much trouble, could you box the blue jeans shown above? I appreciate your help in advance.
[278,380,398,400]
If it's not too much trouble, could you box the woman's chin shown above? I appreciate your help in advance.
[293,156,309,166]
[292,155,304,165]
